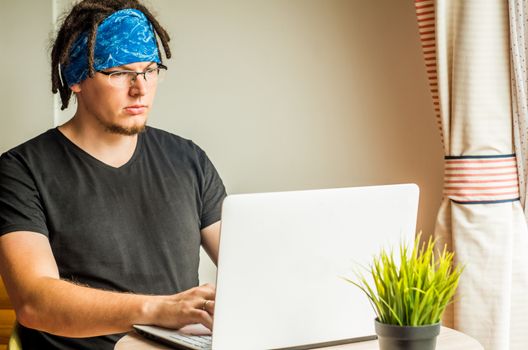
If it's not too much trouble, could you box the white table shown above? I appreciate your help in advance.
[115,326,483,350]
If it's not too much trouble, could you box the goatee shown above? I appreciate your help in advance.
[95,115,147,136]
[104,123,146,136]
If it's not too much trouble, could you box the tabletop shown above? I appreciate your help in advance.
[115,326,483,350]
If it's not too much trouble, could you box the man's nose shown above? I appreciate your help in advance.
[129,74,148,96]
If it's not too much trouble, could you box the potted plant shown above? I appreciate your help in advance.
[344,234,463,350]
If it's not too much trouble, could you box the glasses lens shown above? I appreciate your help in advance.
[108,72,132,87]
[146,67,166,84]
[106,66,167,88]
[157,68,166,84]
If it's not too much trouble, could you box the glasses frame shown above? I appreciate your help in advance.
[98,64,168,87]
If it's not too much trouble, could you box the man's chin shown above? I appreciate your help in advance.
[95,113,148,136]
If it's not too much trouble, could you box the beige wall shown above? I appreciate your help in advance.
[0,0,53,151]
[2,0,443,281]
[149,0,444,233]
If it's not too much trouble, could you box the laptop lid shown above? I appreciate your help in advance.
[212,183,419,350]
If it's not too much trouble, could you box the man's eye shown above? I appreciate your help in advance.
[110,72,130,77]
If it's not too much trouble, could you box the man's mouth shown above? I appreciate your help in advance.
[124,105,148,115]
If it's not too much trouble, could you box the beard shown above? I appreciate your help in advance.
[96,116,147,136]
[105,123,146,136]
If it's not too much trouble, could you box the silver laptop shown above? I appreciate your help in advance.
[134,183,419,349]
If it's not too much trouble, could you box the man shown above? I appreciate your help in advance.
[0,1,226,349]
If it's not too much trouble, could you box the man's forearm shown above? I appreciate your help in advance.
[17,276,158,337]
[0,231,215,337]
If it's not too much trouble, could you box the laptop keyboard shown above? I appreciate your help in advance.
[169,333,212,350]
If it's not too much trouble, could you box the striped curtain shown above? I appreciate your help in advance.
[415,1,528,349]
[511,0,528,215]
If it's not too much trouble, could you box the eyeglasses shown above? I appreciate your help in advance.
[98,64,167,88]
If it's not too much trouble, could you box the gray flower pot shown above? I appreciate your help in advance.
[374,318,441,350]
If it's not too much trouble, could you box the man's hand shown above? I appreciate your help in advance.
[147,284,216,330]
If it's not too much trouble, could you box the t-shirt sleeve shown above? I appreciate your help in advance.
[0,152,49,237]
[197,149,227,229]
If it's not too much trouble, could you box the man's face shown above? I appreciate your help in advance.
[71,61,160,136]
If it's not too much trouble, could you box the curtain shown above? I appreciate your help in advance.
[415,1,528,349]
[511,1,528,215]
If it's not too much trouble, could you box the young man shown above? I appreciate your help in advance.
[0,1,226,349]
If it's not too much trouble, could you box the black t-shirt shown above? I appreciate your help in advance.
[0,127,226,350]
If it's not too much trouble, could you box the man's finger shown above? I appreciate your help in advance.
[193,286,216,301]
[204,300,215,315]
[201,311,214,330]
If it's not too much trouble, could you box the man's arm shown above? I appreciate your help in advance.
[0,231,216,337]
[200,221,221,265]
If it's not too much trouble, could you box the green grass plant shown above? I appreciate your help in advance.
[344,234,463,326]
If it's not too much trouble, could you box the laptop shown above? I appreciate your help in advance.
[134,183,419,350]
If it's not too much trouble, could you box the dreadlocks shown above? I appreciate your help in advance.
[51,0,171,110]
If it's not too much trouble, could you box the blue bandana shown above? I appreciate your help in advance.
[63,9,161,87]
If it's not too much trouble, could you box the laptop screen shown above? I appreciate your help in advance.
[212,184,419,349]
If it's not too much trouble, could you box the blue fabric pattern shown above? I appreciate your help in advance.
[63,9,161,87]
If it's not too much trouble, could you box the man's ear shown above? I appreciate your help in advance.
[70,84,81,93]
